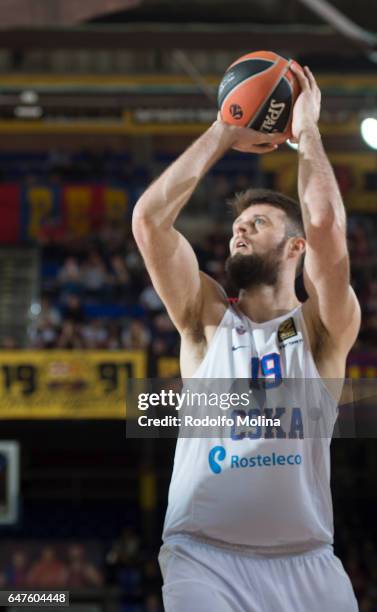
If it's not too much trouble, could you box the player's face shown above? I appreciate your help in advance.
[226,204,291,291]
[229,204,287,257]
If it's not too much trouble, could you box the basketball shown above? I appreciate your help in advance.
[218,50,302,139]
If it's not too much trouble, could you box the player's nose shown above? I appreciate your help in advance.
[233,220,248,236]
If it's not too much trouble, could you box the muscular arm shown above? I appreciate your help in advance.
[132,120,280,335]
[292,65,361,353]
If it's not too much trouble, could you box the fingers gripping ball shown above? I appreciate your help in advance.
[218,51,302,140]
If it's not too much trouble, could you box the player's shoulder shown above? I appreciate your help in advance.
[199,270,228,302]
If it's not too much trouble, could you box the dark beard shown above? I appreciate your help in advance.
[225,239,286,292]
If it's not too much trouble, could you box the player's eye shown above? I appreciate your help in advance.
[254,217,266,226]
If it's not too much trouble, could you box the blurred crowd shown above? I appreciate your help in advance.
[0,149,374,357]
[0,523,375,611]
[27,222,180,368]
[0,543,103,589]
[14,211,376,360]
[0,531,163,612]
[0,149,150,187]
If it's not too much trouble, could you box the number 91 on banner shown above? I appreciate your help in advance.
[0,350,146,419]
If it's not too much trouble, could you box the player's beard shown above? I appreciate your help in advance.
[225,238,287,292]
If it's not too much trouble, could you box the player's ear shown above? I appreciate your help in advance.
[288,237,305,259]
[296,236,306,255]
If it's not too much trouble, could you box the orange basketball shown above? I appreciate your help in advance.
[218,51,302,140]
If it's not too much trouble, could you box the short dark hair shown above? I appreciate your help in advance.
[228,188,305,238]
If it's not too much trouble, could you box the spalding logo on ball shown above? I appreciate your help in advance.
[218,50,302,140]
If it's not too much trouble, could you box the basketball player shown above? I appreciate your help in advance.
[132,65,360,611]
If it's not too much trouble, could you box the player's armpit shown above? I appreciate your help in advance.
[303,222,361,352]
[132,216,226,335]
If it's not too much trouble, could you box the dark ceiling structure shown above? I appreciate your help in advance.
[0,0,142,27]
[0,0,375,67]
[0,0,375,137]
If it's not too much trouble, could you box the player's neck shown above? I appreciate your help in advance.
[237,283,300,324]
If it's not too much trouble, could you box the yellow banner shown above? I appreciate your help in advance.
[0,351,146,419]
[157,357,180,378]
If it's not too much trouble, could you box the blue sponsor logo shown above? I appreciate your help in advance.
[231,453,302,468]
[208,445,226,474]
[208,445,302,474]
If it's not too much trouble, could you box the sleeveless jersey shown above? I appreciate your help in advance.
[162,304,339,555]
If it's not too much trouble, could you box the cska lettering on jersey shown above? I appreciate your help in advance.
[230,407,304,440]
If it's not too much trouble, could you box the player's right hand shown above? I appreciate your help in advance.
[215,113,285,154]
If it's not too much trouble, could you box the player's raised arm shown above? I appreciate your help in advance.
[291,64,361,352]
[132,120,281,335]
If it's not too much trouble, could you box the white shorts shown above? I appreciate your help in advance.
[158,535,359,612]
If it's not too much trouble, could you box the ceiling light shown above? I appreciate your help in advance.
[360,117,377,150]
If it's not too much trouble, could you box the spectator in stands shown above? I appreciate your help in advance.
[107,528,141,565]
[0,336,18,349]
[107,321,122,349]
[37,295,62,329]
[6,551,30,587]
[30,318,58,349]
[361,314,377,348]
[82,319,109,349]
[349,224,373,265]
[29,295,62,348]
[139,284,164,313]
[122,320,151,350]
[62,294,86,324]
[110,254,133,300]
[125,238,145,276]
[151,314,177,355]
[365,280,377,319]
[107,528,143,599]
[203,239,228,284]
[356,280,377,348]
[27,546,67,587]
[66,544,103,588]
[56,321,85,349]
[58,256,82,295]
[150,337,170,360]
[81,250,110,298]
[98,221,126,254]
[208,174,232,219]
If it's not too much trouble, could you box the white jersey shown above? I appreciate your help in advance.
[162,303,339,555]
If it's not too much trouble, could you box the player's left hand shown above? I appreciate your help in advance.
[290,64,321,143]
